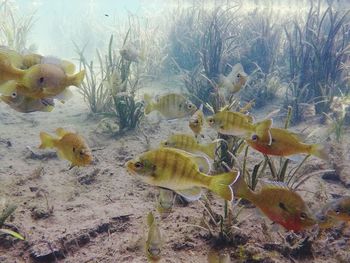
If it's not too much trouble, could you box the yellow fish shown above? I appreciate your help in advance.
[126,148,238,201]
[0,94,54,113]
[22,53,76,74]
[39,128,92,169]
[207,110,272,142]
[189,104,205,139]
[0,47,25,69]
[146,212,162,262]
[161,133,217,159]
[0,63,85,100]
[156,188,175,217]
[144,93,197,120]
[316,196,350,229]
[245,128,327,160]
[233,174,316,232]
[219,63,247,94]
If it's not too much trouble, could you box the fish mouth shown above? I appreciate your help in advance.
[41,98,55,107]
[125,161,136,174]
[148,247,161,256]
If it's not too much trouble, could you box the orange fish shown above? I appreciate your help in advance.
[233,173,316,232]
[39,128,92,169]
[316,196,350,229]
[246,128,327,160]
[0,93,54,113]
[0,63,84,101]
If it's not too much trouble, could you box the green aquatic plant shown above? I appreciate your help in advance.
[238,9,282,75]
[284,2,350,122]
[241,67,281,108]
[168,7,203,72]
[0,203,24,241]
[0,0,36,52]
[76,31,144,135]
[192,194,244,246]
[75,43,111,114]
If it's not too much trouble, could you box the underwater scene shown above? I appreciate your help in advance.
[0,0,350,262]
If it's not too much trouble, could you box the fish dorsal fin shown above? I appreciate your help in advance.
[55,128,69,138]
[176,187,202,202]
[170,148,212,174]
[260,179,289,190]
[245,114,254,123]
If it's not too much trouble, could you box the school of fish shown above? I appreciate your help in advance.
[0,47,345,262]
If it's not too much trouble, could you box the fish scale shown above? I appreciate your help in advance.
[126,148,237,201]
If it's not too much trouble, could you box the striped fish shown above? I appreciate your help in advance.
[126,148,238,201]
[144,93,197,120]
[161,133,217,160]
[206,110,272,144]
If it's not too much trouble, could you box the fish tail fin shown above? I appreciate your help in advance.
[60,60,76,75]
[310,144,328,160]
[147,212,155,227]
[39,132,56,149]
[201,141,217,159]
[254,119,273,144]
[143,93,154,114]
[208,170,239,201]
[231,171,255,201]
[69,69,85,87]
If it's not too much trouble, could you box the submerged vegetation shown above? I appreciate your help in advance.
[1,0,350,262]
[76,31,144,135]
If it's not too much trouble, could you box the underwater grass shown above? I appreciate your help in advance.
[284,1,350,122]
[0,203,25,240]
[76,27,144,135]
[0,0,36,52]
[75,42,112,114]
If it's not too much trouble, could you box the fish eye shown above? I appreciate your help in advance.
[72,147,76,152]
[164,141,168,146]
[187,104,193,109]
[251,134,258,141]
[194,120,199,124]
[79,150,85,156]
[237,73,241,78]
[300,212,307,220]
[208,118,214,123]
[39,77,45,84]
[134,162,143,169]
[335,208,341,214]
[11,92,17,98]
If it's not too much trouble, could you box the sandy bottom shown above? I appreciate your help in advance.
[0,81,350,263]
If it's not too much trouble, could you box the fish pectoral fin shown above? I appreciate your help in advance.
[54,88,73,102]
[189,153,212,174]
[176,187,202,202]
[56,149,66,160]
[69,164,76,170]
